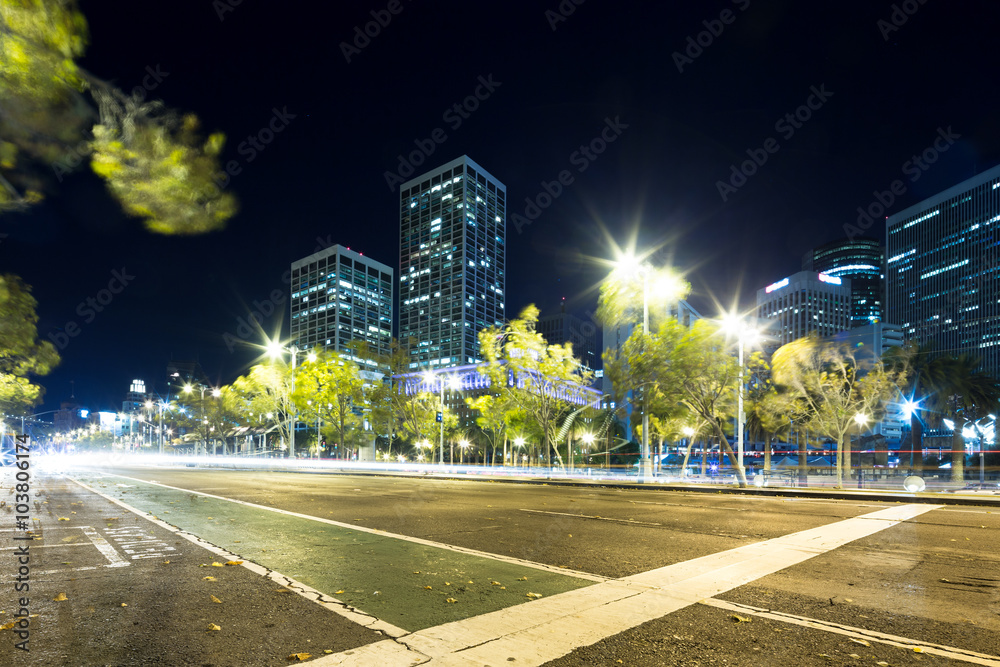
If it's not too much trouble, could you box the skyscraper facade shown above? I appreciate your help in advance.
[886,164,1000,377]
[398,156,506,371]
[290,245,393,358]
[803,237,884,328]
[756,271,852,349]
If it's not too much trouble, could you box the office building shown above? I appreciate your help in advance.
[886,163,1000,377]
[537,305,600,373]
[290,245,393,359]
[803,237,884,327]
[756,271,852,349]
[399,156,506,371]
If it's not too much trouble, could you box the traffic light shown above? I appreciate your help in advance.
[436,411,443,423]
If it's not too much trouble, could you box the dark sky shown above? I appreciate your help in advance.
[4,0,1000,413]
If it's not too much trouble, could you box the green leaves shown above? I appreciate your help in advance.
[0,274,60,413]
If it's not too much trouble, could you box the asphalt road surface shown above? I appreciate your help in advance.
[2,462,998,666]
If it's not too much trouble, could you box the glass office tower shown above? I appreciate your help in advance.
[803,237,884,327]
[398,156,506,370]
[886,164,1000,377]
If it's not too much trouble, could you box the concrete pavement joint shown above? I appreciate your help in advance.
[702,598,1000,666]
[66,474,410,638]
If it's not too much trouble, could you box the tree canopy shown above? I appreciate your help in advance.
[0,0,237,233]
[0,274,59,413]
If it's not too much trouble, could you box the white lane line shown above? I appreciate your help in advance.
[520,508,663,526]
[68,476,408,639]
[309,639,428,666]
[83,472,607,582]
[321,503,941,666]
[80,526,128,567]
[703,598,1000,667]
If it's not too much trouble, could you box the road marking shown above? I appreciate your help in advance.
[3,525,130,574]
[702,598,1000,667]
[318,503,941,665]
[83,472,608,582]
[69,475,408,638]
[520,508,663,526]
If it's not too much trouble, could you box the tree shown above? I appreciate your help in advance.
[292,349,366,459]
[772,335,904,488]
[0,274,59,414]
[232,362,295,455]
[884,342,952,471]
[934,355,1000,483]
[479,305,594,469]
[664,320,748,487]
[0,0,237,233]
[467,390,518,466]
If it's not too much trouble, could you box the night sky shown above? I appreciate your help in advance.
[4,0,1000,413]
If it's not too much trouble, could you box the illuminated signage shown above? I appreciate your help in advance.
[765,278,789,293]
[817,273,842,285]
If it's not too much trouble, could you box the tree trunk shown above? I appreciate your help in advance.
[714,422,747,487]
[835,435,845,489]
[910,414,922,474]
[798,431,807,486]
[764,433,772,472]
[951,425,965,483]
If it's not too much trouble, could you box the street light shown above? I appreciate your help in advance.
[722,314,759,476]
[514,436,526,467]
[266,339,313,458]
[423,371,461,464]
[609,254,685,483]
[459,439,469,464]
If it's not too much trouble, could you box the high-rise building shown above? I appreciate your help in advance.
[886,164,1000,377]
[756,271,852,349]
[290,245,393,358]
[803,237,884,328]
[398,156,506,371]
[537,306,599,373]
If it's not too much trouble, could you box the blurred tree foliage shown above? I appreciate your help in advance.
[0,0,237,233]
[0,274,59,413]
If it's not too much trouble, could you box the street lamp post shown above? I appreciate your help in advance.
[853,412,869,488]
[723,315,759,478]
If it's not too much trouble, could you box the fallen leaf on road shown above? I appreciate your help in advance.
[225,561,243,566]
[120,603,128,607]
[53,593,67,601]
[914,647,925,653]
[445,598,457,603]
[163,560,171,565]
[0,621,16,631]
[444,582,451,586]
[526,592,543,599]
[207,623,220,631]
[334,590,344,594]
[425,586,433,590]
[211,562,224,567]
[287,653,311,661]
[518,577,528,581]
[849,638,870,647]
[203,576,217,581]
[491,581,501,586]
[730,615,751,623]
[211,595,222,603]
[57,517,69,521]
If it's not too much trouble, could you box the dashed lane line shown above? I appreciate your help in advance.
[68,475,409,639]
[313,503,941,666]
[83,471,608,582]
[702,598,1000,667]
